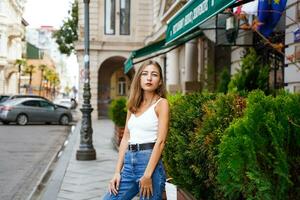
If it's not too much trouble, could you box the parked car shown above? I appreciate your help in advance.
[0,98,72,125]
[54,98,77,109]
[7,94,50,101]
[0,95,10,103]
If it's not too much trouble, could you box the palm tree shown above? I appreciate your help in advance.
[23,64,35,94]
[52,73,60,98]
[44,68,53,97]
[44,68,59,98]
[15,59,27,94]
[38,64,47,96]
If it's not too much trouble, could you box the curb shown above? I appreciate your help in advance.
[40,121,80,200]
[26,123,79,200]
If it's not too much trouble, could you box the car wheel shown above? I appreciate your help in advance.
[59,115,70,125]
[16,114,28,125]
[2,121,9,125]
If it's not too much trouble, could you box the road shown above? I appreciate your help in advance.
[0,124,71,200]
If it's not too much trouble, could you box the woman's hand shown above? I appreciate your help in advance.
[139,175,153,198]
[108,173,121,195]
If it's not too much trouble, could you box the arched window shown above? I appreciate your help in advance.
[118,77,126,96]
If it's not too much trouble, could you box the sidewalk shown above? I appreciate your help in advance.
[41,119,119,200]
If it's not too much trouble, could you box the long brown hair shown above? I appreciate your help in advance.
[127,60,166,113]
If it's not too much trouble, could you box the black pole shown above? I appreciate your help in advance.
[76,0,96,160]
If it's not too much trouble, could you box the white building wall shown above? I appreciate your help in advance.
[0,0,25,94]
[284,0,300,93]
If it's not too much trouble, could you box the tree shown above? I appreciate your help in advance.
[217,68,231,93]
[38,64,47,95]
[15,59,27,94]
[228,48,270,94]
[53,0,78,55]
[44,69,60,98]
[23,64,36,93]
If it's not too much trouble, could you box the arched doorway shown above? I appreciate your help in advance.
[97,56,134,118]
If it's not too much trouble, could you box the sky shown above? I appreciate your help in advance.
[24,0,79,90]
[23,0,73,28]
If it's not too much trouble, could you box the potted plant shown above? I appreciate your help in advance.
[108,97,127,148]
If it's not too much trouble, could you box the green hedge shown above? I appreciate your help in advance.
[164,91,300,199]
[108,97,127,127]
[164,92,216,197]
[217,91,300,199]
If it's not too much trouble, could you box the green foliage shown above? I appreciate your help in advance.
[53,0,78,55]
[188,93,246,199]
[108,98,127,127]
[164,90,300,199]
[163,92,216,195]
[228,48,269,94]
[217,90,300,199]
[217,68,231,93]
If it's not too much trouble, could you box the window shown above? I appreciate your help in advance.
[118,77,126,96]
[297,2,300,21]
[120,0,130,35]
[105,0,116,34]
[39,101,55,110]
[22,100,40,107]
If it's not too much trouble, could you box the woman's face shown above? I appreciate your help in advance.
[140,64,161,92]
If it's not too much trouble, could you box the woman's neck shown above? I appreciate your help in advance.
[142,92,157,103]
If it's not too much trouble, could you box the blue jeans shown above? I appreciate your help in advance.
[103,149,166,200]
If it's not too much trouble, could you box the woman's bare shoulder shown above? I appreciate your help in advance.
[157,98,169,110]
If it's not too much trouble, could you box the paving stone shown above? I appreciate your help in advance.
[56,120,118,199]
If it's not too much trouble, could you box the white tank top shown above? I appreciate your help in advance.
[127,98,163,144]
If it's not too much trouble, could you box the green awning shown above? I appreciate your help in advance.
[166,0,237,44]
[26,42,40,59]
[124,28,203,73]
[125,0,239,73]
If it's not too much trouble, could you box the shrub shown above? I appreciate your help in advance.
[217,90,300,199]
[217,68,231,93]
[189,93,246,199]
[164,92,216,195]
[108,97,127,127]
[228,48,269,94]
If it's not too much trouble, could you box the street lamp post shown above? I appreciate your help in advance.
[76,0,96,160]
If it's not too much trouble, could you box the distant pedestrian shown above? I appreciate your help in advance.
[103,60,169,200]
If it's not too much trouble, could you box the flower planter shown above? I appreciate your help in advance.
[165,182,196,200]
[114,125,124,147]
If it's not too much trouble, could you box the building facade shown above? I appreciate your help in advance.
[284,0,300,93]
[26,26,71,96]
[0,0,26,94]
[76,0,153,118]
[76,0,298,119]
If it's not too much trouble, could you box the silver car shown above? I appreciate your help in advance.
[0,98,72,125]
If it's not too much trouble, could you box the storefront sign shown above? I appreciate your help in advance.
[166,0,236,44]
[294,28,300,43]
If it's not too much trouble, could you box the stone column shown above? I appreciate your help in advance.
[166,48,180,93]
[184,39,200,93]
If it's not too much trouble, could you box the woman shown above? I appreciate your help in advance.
[103,60,169,200]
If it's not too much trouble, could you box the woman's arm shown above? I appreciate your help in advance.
[109,111,131,195]
[140,98,170,198]
[114,111,131,174]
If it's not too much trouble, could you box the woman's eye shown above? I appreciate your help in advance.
[152,74,158,77]
[141,72,147,76]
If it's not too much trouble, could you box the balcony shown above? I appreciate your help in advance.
[7,23,23,40]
